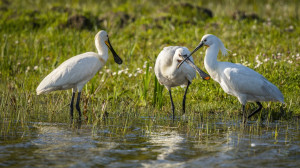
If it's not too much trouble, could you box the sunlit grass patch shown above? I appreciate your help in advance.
[0,0,299,140]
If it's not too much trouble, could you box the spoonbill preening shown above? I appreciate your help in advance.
[155,46,210,120]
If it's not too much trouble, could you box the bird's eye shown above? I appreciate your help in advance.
[204,39,207,42]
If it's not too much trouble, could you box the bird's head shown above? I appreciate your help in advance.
[95,30,123,64]
[177,34,229,69]
[96,30,109,41]
[199,34,228,56]
[174,48,190,65]
[175,48,210,80]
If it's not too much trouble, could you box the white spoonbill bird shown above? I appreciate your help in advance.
[178,34,284,120]
[154,46,210,120]
[36,30,122,119]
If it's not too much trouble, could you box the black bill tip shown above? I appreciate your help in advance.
[179,55,210,80]
[105,39,123,65]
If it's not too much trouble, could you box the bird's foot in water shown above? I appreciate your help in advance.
[240,116,248,126]
[181,114,186,120]
[181,114,189,123]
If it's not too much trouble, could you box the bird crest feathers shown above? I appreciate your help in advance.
[217,38,229,56]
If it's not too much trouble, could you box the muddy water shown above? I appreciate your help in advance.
[0,119,299,167]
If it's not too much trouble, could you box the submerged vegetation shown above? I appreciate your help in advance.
[0,0,299,139]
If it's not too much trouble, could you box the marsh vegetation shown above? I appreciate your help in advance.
[0,0,299,167]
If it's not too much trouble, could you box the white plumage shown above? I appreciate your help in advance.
[214,62,284,105]
[155,47,196,89]
[181,34,284,120]
[36,52,103,95]
[36,30,122,119]
[154,46,209,120]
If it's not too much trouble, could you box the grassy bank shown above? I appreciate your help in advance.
[0,0,299,134]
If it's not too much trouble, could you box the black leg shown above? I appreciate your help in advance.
[70,92,76,119]
[168,89,175,121]
[242,104,246,124]
[182,81,191,114]
[248,102,263,119]
[76,92,82,119]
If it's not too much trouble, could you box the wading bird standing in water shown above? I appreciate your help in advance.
[178,34,284,122]
[154,46,210,120]
[36,30,122,120]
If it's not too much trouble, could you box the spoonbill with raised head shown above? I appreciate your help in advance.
[36,30,122,120]
[178,34,284,121]
[154,46,210,120]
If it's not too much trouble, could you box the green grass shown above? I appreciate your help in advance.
[0,0,299,138]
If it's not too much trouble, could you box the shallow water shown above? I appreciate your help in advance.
[0,118,299,167]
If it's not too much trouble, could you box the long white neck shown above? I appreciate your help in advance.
[204,44,220,81]
[95,36,109,62]
[204,44,219,71]
[204,37,228,82]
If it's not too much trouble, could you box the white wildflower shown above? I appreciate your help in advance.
[255,55,262,66]
[128,73,132,77]
[288,60,293,64]
[118,70,123,75]
[25,66,30,73]
[112,72,116,76]
[254,62,262,69]
[263,58,270,62]
[232,53,237,56]
[106,69,111,73]
[242,61,248,66]
[34,66,38,70]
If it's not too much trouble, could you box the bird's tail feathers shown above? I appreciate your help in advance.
[36,87,56,95]
[36,90,46,95]
[263,80,284,103]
